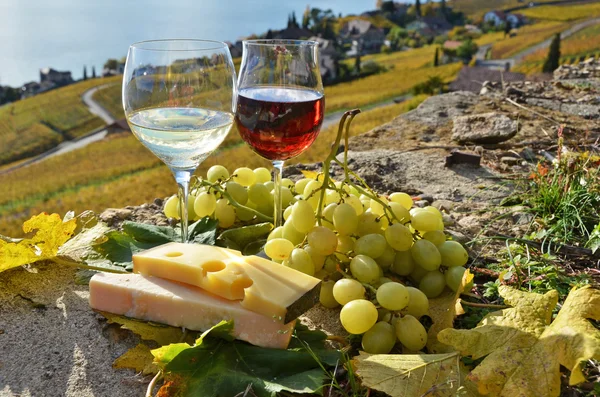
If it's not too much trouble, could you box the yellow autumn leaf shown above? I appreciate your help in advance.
[427,269,474,353]
[112,343,159,375]
[300,170,320,180]
[0,213,77,273]
[355,351,481,397]
[438,286,600,397]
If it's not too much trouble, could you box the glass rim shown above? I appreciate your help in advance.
[129,39,228,52]
[243,39,319,47]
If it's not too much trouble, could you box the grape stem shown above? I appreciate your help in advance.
[52,257,129,274]
[460,301,509,309]
[196,179,274,223]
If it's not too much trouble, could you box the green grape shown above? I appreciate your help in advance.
[281,178,295,190]
[324,256,339,274]
[314,269,328,280]
[267,226,284,241]
[264,238,294,261]
[163,195,179,219]
[225,181,248,205]
[355,234,387,258]
[333,203,358,236]
[410,209,442,232]
[304,245,326,272]
[385,223,413,251]
[376,282,410,311]
[325,189,341,205]
[340,299,378,334]
[395,314,427,351]
[187,194,198,220]
[286,248,315,276]
[236,206,255,221]
[357,212,382,236]
[419,271,446,298]
[377,307,391,321]
[405,287,429,318]
[291,200,316,233]
[410,264,429,283]
[280,187,294,208]
[307,226,338,256]
[361,199,371,210]
[215,198,235,228]
[361,321,396,354]
[350,255,380,284]
[445,266,473,292]
[370,196,389,216]
[376,277,394,287]
[376,244,396,270]
[232,167,256,187]
[344,195,364,216]
[206,165,229,183]
[303,179,322,200]
[391,250,415,276]
[282,218,306,246]
[256,199,274,217]
[194,192,217,218]
[283,205,293,221]
[248,183,272,207]
[335,235,355,263]
[319,280,339,308]
[410,239,442,271]
[294,178,311,195]
[389,192,413,210]
[423,205,443,219]
[438,241,469,267]
[253,167,271,184]
[264,181,275,191]
[322,202,337,229]
[333,278,365,305]
[388,202,410,223]
[423,230,446,246]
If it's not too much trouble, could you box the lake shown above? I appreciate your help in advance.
[0,0,375,87]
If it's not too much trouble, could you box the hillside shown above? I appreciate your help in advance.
[450,0,579,20]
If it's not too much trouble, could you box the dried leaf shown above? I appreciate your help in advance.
[300,170,319,180]
[113,343,158,375]
[427,269,474,353]
[355,351,480,397]
[0,213,77,273]
[438,286,600,397]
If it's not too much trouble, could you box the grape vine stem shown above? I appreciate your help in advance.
[460,301,509,309]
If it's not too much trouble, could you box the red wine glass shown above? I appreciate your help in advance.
[235,40,324,227]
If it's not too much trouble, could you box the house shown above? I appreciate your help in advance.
[272,25,313,40]
[443,40,463,51]
[483,10,506,26]
[406,17,452,37]
[340,19,386,54]
[310,36,338,81]
[40,67,73,87]
[465,24,482,35]
[507,13,527,28]
[449,66,525,93]
[226,41,242,58]
[102,62,125,77]
[20,82,41,99]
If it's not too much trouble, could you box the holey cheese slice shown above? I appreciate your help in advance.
[89,272,294,349]
[132,242,321,323]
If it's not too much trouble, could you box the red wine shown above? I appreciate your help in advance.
[235,87,324,161]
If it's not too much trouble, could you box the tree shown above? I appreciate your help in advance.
[456,39,478,62]
[542,33,561,73]
[387,27,408,51]
[83,65,88,81]
[434,47,439,67]
[92,66,96,78]
[381,1,395,13]
[415,0,421,17]
[440,0,447,15]
[422,2,436,17]
[376,0,383,9]
[354,49,361,74]
[504,20,512,38]
[302,5,310,29]
[104,59,118,71]
[291,11,299,28]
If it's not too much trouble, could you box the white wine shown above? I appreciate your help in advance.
[128,107,233,170]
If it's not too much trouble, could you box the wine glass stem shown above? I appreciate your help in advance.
[173,169,192,243]
[272,160,284,228]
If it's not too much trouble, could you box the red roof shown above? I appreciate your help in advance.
[443,40,463,50]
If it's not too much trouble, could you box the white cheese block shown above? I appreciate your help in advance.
[89,272,295,349]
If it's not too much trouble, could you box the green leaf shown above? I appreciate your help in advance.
[100,311,194,346]
[218,222,273,252]
[121,221,178,244]
[188,217,219,244]
[152,322,340,397]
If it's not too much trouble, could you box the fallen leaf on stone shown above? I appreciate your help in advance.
[355,351,481,397]
[427,269,473,353]
[113,343,158,375]
[438,286,600,397]
[0,213,77,273]
[301,170,319,180]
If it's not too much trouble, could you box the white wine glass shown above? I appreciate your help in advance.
[235,40,324,227]
[123,39,236,242]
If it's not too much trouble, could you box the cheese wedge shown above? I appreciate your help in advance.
[89,272,294,349]
[132,242,321,323]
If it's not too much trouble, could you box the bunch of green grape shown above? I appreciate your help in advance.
[163,165,286,228]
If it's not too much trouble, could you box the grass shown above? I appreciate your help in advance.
[514,23,600,74]
[92,82,124,120]
[519,2,600,21]
[490,21,569,59]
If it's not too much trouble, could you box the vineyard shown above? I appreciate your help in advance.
[0,76,121,165]
[519,2,600,21]
[490,21,569,59]
[514,23,600,75]
[450,0,560,20]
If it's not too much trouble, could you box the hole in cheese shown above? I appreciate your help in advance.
[202,261,227,273]
[231,277,254,298]
[165,252,184,257]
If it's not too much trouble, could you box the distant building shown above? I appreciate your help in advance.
[226,41,242,58]
[407,17,452,37]
[103,62,125,77]
[272,25,313,40]
[443,40,463,51]
[20,82,41,99]
[40,67,73,86]
[464,24,482,34]
[507,13,527,28]
[310,36,338,81]
[449,66,525,93]
[340,19,386,55]
[483,10,507,26]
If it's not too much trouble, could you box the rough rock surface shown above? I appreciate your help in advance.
[2,57,600,397]
[451,112,518,144]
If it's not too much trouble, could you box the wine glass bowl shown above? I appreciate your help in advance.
[235,40,324,226]
[123,39,236,242]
